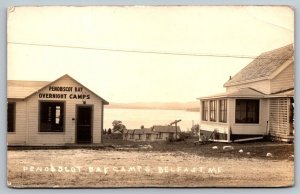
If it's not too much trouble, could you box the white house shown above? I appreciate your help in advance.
[198,44,294,142]
[7,74,109,146]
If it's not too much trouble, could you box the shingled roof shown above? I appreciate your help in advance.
[7,80,50,99]
[224,44,294,87]
[152,125,181,133]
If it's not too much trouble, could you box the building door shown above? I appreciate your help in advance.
[76,106,93,144]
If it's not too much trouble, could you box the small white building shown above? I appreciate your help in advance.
[7,74,109,146]
[198,44,294,142]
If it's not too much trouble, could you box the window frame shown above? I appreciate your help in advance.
[146,134,150,140]
[235,99,260,124]
[209,100,217,122]
[219,99,227,123]
[158,132,163,139]
[39,100,66,132]
[202,101,209,121]
[7,102,16,133]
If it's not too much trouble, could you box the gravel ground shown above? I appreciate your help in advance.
[7,147,294,188]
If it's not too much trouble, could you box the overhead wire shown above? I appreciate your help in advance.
[7,41,293,60]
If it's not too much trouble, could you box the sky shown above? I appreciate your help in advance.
[7,6,294,103]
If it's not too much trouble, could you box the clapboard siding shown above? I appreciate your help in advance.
[271,63,294,93]
[7,100,27,145]
[269,98,289,137]
[8,75,104,146]
[226,79,271,94]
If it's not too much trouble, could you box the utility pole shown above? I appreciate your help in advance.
[170,119,181,141]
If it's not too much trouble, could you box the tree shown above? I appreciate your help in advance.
[108,128,112,135]
[103,128,107,135]
[112,120,126,134]
[140,125,144,129]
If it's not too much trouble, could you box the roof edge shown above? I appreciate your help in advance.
[24,74,109,104]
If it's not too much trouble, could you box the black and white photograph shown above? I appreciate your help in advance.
[6,5,294,188]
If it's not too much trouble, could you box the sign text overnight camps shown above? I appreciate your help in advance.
[38,86,90,99]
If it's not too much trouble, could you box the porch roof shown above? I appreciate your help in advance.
[125,128,158,135]
[198,87,265,100]
[266,88,294,98]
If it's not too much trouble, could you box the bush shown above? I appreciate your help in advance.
[180,131,194,139]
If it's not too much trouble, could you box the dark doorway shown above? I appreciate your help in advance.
[76,106,93,144]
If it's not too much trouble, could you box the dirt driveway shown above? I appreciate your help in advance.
[7,149,294,188]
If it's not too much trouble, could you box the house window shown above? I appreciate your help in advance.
[219,99,227,123]
[158,132,163,139]
[202,101,208,121]
[138,134,142,140]
[7,102,15,132]
[209,100,217,122]
[39,101,65,132]
[235,99,259,124]
[146,134,150,140]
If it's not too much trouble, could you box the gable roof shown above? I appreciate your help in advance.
[224,44,294,87]
[143,128,158,134]
[124,128,158,135]
[123,129,135,134]
[152,125,181,133]
[133,129,145,135]
[7,74,109,104]
[7,80,50,99]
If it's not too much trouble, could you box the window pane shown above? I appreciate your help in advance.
[219,99,227,122]
[210,100,216,121]
[235,99,259,123]
[40,102,64,132]
[202,101,208,121]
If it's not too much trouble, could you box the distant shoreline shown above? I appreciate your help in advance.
[105,102,199,112]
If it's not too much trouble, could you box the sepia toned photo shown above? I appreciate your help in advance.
[7,6,294,188]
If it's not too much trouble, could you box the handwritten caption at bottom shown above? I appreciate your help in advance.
[22,165,222,174]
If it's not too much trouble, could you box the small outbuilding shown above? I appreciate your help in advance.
[123,125,181,141]
[7,74,109,146]
[198,44,294,142]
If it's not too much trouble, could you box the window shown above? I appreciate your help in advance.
[235,99,259,123]
[7,102,15,132]
[138,134,142,140]
[202,101,208,121]
[39,101,65,132]
[158,132,163,139]
[209,100,217,122]
[219,99,227,123]
[146,134,150,140]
